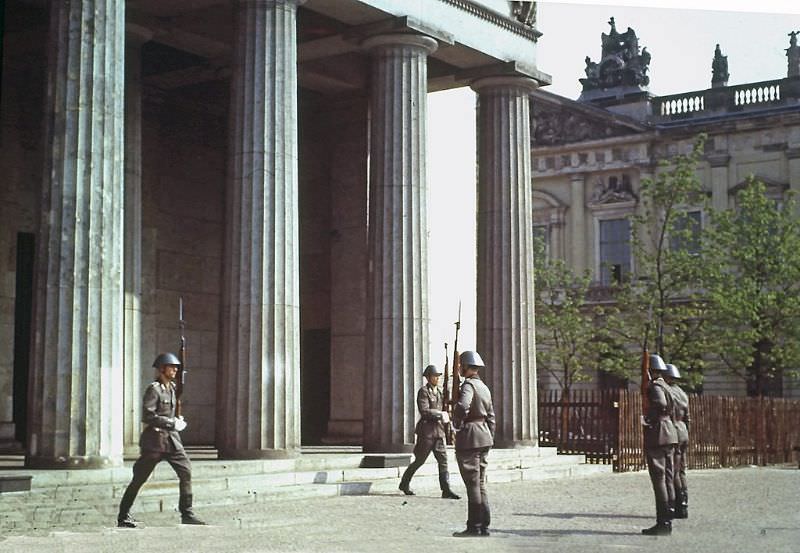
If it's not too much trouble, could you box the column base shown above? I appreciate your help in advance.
[362,442,414,454]
[218,448,301,460]
[25,454,122,469]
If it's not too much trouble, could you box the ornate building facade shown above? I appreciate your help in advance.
[532,21,800,398]
[0,1,548,465]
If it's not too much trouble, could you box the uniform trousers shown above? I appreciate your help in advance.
[673,440,688,494]
[456,447,490,530]
[645,444,675,521]
[401,437,449,486]
[119,446,193,517]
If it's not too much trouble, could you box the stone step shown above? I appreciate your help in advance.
[0,447,611,532]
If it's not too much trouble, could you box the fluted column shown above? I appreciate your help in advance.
[219,0,303,458]
[27,0,125,468]
[569,173,586,273]
[123,28,149,456]
[473,76,539,448]
[362,34,437,453]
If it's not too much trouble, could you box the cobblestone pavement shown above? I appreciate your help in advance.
[1,466,798,553]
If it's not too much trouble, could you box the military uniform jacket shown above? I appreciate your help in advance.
[669,383,690,444]
[139,381,184,453]
[644,378,678,449]
[414,384,447,440]
[453,376,495,451]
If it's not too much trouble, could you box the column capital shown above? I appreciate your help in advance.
[460,60,552,89]
[361,33,439,55]
[236,0,306,7]
[347,16,453,49]
[471,75,539,94]
[706,153,731,167]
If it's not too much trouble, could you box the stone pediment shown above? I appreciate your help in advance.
[531,89,649,147]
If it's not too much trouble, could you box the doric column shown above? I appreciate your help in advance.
[362,33,437,453]
[219,0,303,458]
[122,27,150,456]
[569,173,586,273]
[28,0,126,468]
[473,75,539,448]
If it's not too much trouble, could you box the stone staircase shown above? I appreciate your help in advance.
[0,446,610,532]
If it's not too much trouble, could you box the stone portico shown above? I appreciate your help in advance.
[0,0,550,465]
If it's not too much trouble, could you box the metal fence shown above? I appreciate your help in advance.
[538,389,800,472]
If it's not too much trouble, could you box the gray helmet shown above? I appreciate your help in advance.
[665,363,681,380]
[649,354,668,373]
[423,364,442,377]
[460,351,485,368]
[152,352,181,368]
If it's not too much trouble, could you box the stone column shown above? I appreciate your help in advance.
[569,173,586,273]
[219,0,303,458]
[123,27,150,456]
[27,0,125,468]
[362,34,437,453]
[473,76,539,448]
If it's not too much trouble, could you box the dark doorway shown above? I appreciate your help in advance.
[13,232,34,444]
[300,329,330,445]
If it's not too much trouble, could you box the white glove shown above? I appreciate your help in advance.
[441,411,450,424]
[174,416,188,432]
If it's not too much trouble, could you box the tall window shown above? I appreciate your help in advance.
[670,210,702,254]
[599,218,631,285]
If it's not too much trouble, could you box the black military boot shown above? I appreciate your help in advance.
[439,472,460,500]
[452,526,481,538]
[642,503,672,536]
[179,494,207,525]
[667,499,676,520]
[674,490,688,519]
[398,476,415,496]
[117,513,140,529]
[642,519,672,536]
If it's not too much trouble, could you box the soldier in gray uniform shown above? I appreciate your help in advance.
[642,354,678,536]
[117,353,206,527]
[398,364,461,499]
[665,363,690,519]
[452,351,495,538]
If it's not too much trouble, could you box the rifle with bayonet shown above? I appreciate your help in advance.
[443,342,455,445]
[450,302,462,421]
[177,297,187,418]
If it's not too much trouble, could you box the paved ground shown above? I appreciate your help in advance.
[1,465,797,553]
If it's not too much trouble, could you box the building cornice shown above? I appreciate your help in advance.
[439,0,542,42]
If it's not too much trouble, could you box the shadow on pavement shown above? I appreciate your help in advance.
[514,512,651,520]
[492,528,643,538]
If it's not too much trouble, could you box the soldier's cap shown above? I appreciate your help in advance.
[665,363,682,380]
[423,364,442,377]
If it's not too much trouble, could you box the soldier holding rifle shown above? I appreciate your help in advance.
[641,354,677,536]
[452,350,495,538]
[398,363,461,500]
[117,299,205,528]
[665,363,690,519]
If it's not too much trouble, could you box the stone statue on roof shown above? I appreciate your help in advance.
[580,17,651,95]
[711,44,729,88]
[788,31,800,78]
[511,1,537,28]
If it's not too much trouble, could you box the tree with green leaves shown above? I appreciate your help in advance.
[602,136,712,389]
[703,179,800,396]
[533,238,618,393]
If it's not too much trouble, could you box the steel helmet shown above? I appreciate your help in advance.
[423,364,442,377]
[152,352,181,368]
[459,351,485,368]
[665,363,681,380]
[649,354,668,373]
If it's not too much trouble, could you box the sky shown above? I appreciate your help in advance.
[425,0,800,363]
